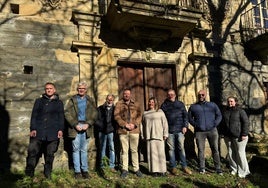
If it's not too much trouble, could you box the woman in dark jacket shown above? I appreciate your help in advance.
[220,96,250,178]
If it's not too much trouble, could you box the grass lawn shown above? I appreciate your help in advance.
[0,160,267,188]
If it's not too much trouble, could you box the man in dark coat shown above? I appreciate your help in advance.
[25,82,64,179]
[95,94,116,172]
[161,89,192,175]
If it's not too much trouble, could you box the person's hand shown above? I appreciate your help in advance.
[126,123,135,131]
[75,125,83,132]
[82,124,89,130]
[30,130,37,137]
[241,135,248,141]
[163,136,167,140]
[58,130,63,138]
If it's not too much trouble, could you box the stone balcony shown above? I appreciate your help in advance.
[101,0,204,52]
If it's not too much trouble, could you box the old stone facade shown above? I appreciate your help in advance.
[0,0,267,172]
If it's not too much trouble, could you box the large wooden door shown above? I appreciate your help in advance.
[118,63,176,112]
[144,67,174,109]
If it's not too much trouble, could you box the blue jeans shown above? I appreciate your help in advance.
[195,128,221,171]
[72,132,89,173]
[166,132,187,169]
[99,132,115,168]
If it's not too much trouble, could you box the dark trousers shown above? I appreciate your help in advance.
[195,128,221,171]
[25,137,59,177]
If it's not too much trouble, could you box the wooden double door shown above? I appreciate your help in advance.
[117,62,177,112]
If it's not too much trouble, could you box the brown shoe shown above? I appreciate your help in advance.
[183,167,192,175]
[110,168,116,172]
[170,168,178,175]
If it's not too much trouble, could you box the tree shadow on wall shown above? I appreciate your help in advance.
[0,103,11,173]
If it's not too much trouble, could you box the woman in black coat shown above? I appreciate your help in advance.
[220,96,250,178]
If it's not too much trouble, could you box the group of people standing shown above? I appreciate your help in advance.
[24,82,250,180]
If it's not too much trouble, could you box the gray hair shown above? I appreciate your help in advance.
[106,94,115,100]
[77,81,88,90]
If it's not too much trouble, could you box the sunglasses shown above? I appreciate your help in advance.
[198,94,205,97]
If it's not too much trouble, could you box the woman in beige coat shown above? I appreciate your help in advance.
[142,97,169,176]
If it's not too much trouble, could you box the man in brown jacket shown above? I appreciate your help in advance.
[114,88,142,178]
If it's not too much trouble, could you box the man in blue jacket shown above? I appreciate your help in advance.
[188,89,223,175]
[161,89,192,175]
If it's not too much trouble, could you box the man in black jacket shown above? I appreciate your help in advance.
[95,94,116,172]
[25,82,64,179]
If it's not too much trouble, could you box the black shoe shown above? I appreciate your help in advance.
[159,172,167,177]
[100,168,105,177]
[82,171,90,179]
[74,172,82,179]
[25,170,34,178]
[120,170,128,178]
[44,172,51,179]
[135,170,143,177]
[44,168,51,179]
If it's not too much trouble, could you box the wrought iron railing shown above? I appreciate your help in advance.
[240,0,268,42]
[126,0,206,11]
[99,0,206,14]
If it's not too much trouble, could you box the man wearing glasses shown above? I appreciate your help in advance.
[188,89,223,175]
[65,81,98,179]
[95,94,116,174]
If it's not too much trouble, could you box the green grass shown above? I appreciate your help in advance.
[1,160,267,188]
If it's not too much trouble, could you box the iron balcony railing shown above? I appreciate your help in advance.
[126,0,207,11]
[100,0,206,15]
[240,0,268,42]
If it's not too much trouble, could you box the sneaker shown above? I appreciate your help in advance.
[199,169,206,174]
[238,173,250,178]
[135,170,143,177]
[216,169,223,176]
[183,167,192,175]
[74,172,82,179]
[120,170,128,178]
[231,171,236,175]
[82,171,90,179]
[170,168,178,175]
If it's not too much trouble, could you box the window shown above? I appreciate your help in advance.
[251,0,268,29]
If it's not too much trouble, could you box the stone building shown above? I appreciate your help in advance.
[0,0,267,172]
